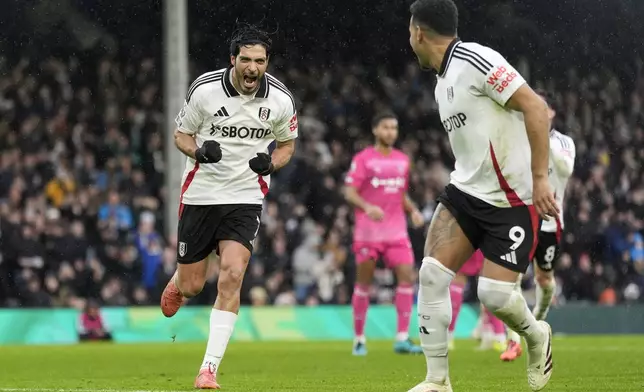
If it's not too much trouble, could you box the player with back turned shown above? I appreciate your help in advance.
[161,24,298,389]
[343,112,425,356]
[406,0,559,391]
[501,90,576,362]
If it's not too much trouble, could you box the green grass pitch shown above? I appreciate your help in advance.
[1,336,643,391]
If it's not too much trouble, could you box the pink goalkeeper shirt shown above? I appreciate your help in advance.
[345,147,410,243]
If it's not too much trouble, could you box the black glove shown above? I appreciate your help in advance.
[248,152,274,175]
[195,141,222,163]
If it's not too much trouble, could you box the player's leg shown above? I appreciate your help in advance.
[477,304,510,352]
[196,205,261,389]
[483,306,508,352]
[501,273,524,361]
[161,205,216,317]
[503,232,559,362]
[174,260,209,298]
[450,249,483,350]
[351,243,378,356]
[477,206,552,391]
[475,303,495,350]
[471,302,486,341]
[447,272,467,350]
[533,266,555,319]
[532,233,559,320]
[412,202,475,391]
[387,239,421,354]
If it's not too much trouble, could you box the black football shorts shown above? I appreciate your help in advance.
[177,204,262,264]
[437,184,541,273]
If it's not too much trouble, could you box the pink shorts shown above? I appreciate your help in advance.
[353,238,414,268]
[460,250,484,276]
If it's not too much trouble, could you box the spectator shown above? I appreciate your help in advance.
[249,287,269,306]
[98,191,134,232]
[1,0,643,308]
[291,231,324,302]
[135,211,163,291]
[21,274,52,307]
[45,166,75,208]
[77,300,112,342]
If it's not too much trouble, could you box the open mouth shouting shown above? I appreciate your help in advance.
[243,73,259,90]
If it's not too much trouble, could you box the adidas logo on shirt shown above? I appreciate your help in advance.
[214,106,229,117]
[500,251,518,265]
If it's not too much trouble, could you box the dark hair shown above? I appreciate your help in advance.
[410,0,458,36]
[372,112,397,128]
[229,22,273,57]
[85,299,99,311]
[534,89,555,109]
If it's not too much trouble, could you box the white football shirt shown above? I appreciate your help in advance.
[175,67,298,205]
[435,39,535,208]
[541,129,575,233]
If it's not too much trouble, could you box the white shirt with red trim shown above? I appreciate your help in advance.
[541,129,575,233]
[434,39,533,208]
[175,68,298,206]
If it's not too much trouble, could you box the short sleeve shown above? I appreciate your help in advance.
[273,103,298,142]
[551,135,576,177]
[473,48,527,106]
[175,89,205,135]
[345,154,367,189]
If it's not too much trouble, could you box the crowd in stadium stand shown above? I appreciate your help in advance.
[0,48,643,309]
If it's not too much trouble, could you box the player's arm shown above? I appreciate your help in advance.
[343,155,368,210]
[402,158,423,227]
[271,139,296,171]
[404,193,418,214]
[174,130,198,159]
[173,87,203,159]
[476,48,558,219]
[343,156,383,220]
[475,49,549,180]
[506,85,559,219]
[174,86,222,163]
[252,102,298,175]
[404,193,425,228]
[344,186,384,221]
[505,85,550,181]
[402,158,419,215]
[343,185,371,212]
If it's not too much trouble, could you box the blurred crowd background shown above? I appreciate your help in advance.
[1,0,643,309]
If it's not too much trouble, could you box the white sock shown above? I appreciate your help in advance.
[417,257,454,384]
[355,335,366,344]
[506,274,523,344]
[478,277,544,348]
[507,328,521,344]
[472,312,484,339]
[494,333,507,344]
[533,279,556,320]
[396,332,409,342]
[201,308,237,373]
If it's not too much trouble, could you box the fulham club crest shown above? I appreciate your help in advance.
[178,242,187,257]
[258,107,271,121]
[447,86,454,102]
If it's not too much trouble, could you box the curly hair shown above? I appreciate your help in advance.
[535,88,556,110]
[371,112,397,129]
[410,0,458,36]
[229,22,273,57]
